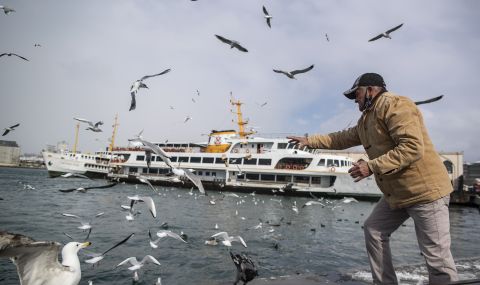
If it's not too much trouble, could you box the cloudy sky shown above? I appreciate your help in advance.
[1,0,479,162]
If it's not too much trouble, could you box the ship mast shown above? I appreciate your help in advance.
[108,114,119,152]
[230,94,254,139]
[73,123,80,153]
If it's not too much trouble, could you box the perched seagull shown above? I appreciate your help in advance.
[73,118,103,132]
[61,212,104,231]
[211,232,247,247]
[215,35,248,52]
[262,6,272,28]
[2,123,20,136]
[368,23,404,42]
[0,53,28,61]
[273,64,314,79]
[149,229,187,248]
[184,115,192,123]
[84,233,134,265]
[127,195,157,218]
[129,69,171,111]
[0,231,90,285]
[340,197,358,204]
[0,5,15,14]
[414,95,444,105]
[230,251,258,285]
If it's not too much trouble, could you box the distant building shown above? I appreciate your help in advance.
[0,140,21,167]
[463,162,480,188]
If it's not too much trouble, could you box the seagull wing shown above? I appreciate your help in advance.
[139,176,157,192]
[0,53,7,57]
[0,232,64,285]
[2,129,10,136]
[386,23,404,34]
[94,121,103,127]
[141,255,161,266]
[233,43,248,52]
[73,117,94,127]
[10,123,20,129]
[129,92,136,111]
[116,257,139,267]
[11,53,29,61]
[62,213,81,219]
[84,182,118,190]
[273,69,289,76]
[211,231,229,240]
[266,18,271,28]
[165,231,187,243]
[132,138,173,168]
[290,64,314,75]
[232,236,248,248]
[262,6,269,16]
[183,169,206,195]
[139,196,157,218]
[140,69,171,81]
[215,34,233,45]
[414,95,444,105]
[368,33,384,42]
[102,233,134,255]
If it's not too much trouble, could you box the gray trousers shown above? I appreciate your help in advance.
[363,196,458,285]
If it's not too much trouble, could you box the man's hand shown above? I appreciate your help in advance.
[286,136,309,149]
[348,159,373,182]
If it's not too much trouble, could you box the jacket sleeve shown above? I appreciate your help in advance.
[307,127,361,150]
[367,97,424,175]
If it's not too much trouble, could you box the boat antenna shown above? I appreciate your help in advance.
[73,122,80,153]
[229,93,254,139]
[108,114,119,152]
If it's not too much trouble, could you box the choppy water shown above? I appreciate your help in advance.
[0,167,479,285]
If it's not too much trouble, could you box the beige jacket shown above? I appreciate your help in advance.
[307,92,452,209]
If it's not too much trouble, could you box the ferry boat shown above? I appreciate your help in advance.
[108,99,381,198]
[41,115,119,178]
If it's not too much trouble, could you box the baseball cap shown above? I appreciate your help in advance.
[343,73,386,99]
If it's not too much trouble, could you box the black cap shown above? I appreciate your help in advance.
[343,73,386,99]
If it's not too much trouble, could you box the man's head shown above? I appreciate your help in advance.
[343,73,387,111]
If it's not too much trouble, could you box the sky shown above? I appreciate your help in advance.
[0,0,479,162]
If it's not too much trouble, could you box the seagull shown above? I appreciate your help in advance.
[211,232,247,247]
[215,35,248,52]
[302,200,326,208]
[58,182,117,193]
[60,172,91,179]
[84,233,134,265]
[129,69,171,111]
[368,23,404,42]
[2,123,20,136]
[0,5,15,14]
[148,229,187,248]
[138,175,157,192]
[184,115,192,123]
[61,212,104,230]
[0,231,91,285]
[230,251,258,285]
[325,33,330,42]
[196,90,200,96]
[204,237,219,246]
[262,6,272,28]
[172,167,206,195]
[191,98,196,103]
[73,117,103,132]
[273,64,314,79]
[0,53,28,61]
[129,137,173,168]
[116,255,161,271]
[169,105,175,110]
[127,195,157,218]
[414,95,444,105]
[34,43,42,47]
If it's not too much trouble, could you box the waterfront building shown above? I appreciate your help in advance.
[0,140,21,167]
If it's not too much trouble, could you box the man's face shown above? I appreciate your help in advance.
[354,86,367,111]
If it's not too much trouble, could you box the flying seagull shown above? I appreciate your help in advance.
[116,255,161,279]
[34,44,42,47]
[262,6,272,28]
[149,230,187,248]
[230,251,258,285]
[215,35,248,52]
[414,95,444,105]
[61,212,104,231]
[58,182,117,193]
[84,233,134,265]
[2,123,20,136]
[73,117,103,132]
[211,232,247,247]
[0,53,28,61]
[325,33,330,42]
[129,69,171,111]
[60,172,91,179]
[0,6,15,15]
[127,195,157,218]
[0,231,91,285]
[368,23,404,42]
[273,64,314,79]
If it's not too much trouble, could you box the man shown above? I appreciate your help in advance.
[287,73,458,284]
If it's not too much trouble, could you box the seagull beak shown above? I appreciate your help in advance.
[81,241,92,248]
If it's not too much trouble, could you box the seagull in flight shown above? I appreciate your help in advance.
[0,231,91,285]
[273,64,314,79]
[0,53,28,61]
[73,117,103,132]
[61,212,104,230]
[129,69,171,111]
[262,6,272,28]
[414,95,444,105]
[0,5,15,15]
[215,35,248,52]
[184,115,192,123]
[368,23,404,42]
[84,233,134,265]
[127,195,157,218]
[148,229,187,248]
[2,123,20,136]
[58,182,117,193]
[325,33,330,42]
[116,255,161,281]
[34,43,42,47]
[211,231,247,247]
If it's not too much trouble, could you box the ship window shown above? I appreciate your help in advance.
[136,155,145,161]
[244,158,257,165]
[205,171,210,176]
[258,159,271,165]
[276,175,291,182]
[159,168,169,174]
[171,157,178,162]
[149,168,158,174]
[318,159,326,166]
[129,167,138,173]
[142,168,148,173]
[178,157,189,162]
[212,172,216,177]
[334,160,339,167]
[294,176,309,183]
[190,157,201,163]
[181,144,188,147]
[229,158,242,164]
[311,176,322,184]
[215,158,224,164]
[327,159,334,167]
[246,173,259,180]
[202,157,214,163]
[237,173,245,179]
[197,171,203,175]
[156,156,162,161]
[261,174,275,181]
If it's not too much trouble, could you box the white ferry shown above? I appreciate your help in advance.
[108,99,381,198]
[41,115,119,178]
